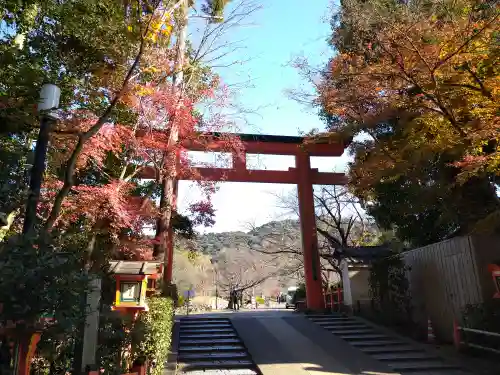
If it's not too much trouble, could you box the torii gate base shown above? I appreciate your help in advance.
[152,133,348,311]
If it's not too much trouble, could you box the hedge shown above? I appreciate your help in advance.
[132,296,174,375]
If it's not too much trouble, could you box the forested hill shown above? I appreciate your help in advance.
[195,219,301,256]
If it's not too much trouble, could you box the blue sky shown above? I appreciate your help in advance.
[178,0,351,233]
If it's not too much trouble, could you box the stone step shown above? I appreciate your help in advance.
[179,351,249,361]
[314,320,368,327]
[318,324,365,330]
[181,368,259,375]
[340,333,390,341]
[180,333,238,340]
[180,323,232,329]
[321,326,373,331]
[179,338,242,346]
[372,352,439,362]
[313,320,358,325]
[360,346,422,354]
[179,345,246,353]
[181,318,231,323]
[388,360,459,372]
[309,316,353,321]
[307,314,345,317]
[350,339,404,347]
[327,328,375,334]
[179,359,255,370]
[180,328,235,334]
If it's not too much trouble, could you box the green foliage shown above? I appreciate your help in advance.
[33,335,76,375]
[319,0,500,246]
[132,297,174,375]
[192,220,300,256]
[462,300,500,333]
[0,238,91,373]
[461,300,500,351]
[365,164,499,247]
[0,0,139,120]
[369,255,412,326]
[0,0,224,371]
[293,283,306,303]
[201,0,232,22]
[0,239,89,327]
[96,312,134,374]
[0,133,31,219]
[255,296,265,305]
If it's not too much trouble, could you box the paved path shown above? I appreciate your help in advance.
[173,309,474,375]
[230,310,393,375]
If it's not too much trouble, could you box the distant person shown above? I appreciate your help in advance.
[229,290,235,310]
[232,290,239,311]
[238,290,243,309]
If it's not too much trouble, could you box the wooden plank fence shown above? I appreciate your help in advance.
[401,236,500,342]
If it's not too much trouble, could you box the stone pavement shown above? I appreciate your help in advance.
[230,310,395,375]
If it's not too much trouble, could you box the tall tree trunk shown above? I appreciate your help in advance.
[153,0,188,264]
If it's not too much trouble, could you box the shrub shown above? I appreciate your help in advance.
[461,300,500,352]
[292,283,306,303]
[368,255,413,328]
[463,299,500,332]
[132,297,174,375]
[97,311,133,374]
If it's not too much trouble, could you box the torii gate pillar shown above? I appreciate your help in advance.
[296,151,324,310]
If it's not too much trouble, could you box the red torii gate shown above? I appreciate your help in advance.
[167,133,348,310]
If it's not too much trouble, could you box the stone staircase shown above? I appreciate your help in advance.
[307,314,468,374]
[176,317,260,375]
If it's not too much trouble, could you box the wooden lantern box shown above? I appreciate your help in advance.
[487,263,500,299]
[109,261,163,314]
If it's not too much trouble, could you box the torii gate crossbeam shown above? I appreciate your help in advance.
[143,133,349,310]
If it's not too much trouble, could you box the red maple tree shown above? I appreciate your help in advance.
[40,79,242,265]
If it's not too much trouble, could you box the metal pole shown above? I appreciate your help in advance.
[23,84,60,237]
[23,116,51,236]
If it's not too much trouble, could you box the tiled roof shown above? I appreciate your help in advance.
[109,261,162,275]
[342,245,392,260]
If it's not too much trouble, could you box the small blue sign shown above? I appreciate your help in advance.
[184,290,195,298]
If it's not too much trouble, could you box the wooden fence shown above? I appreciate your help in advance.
[453,320,500,354]
[324,288,343,312]
[402,236,500,342]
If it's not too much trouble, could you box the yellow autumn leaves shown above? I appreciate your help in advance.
[318,1,499,196]
[147,19,173,43]
[126,15,173,44]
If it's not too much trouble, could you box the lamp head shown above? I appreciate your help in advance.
[38,84,61,115]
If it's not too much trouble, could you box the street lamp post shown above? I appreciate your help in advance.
[23,84,61,236]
